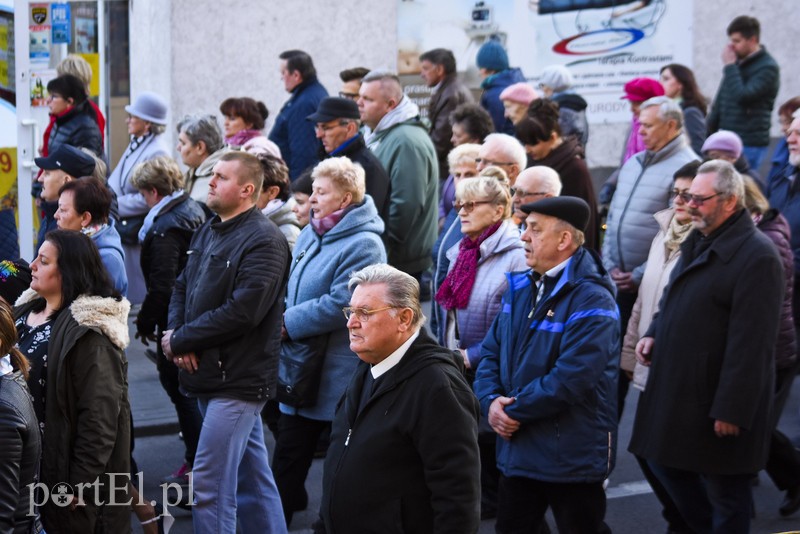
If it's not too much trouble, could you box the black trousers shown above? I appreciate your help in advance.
[616,290,638,420]
[495,475,610,534]
[766,362,800,490]
[272,413,330,525]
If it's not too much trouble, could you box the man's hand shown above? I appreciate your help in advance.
[161,329,175,358]
[488,396,521,440]
[459,349,470,370]
[635,336,655,366]
[722,44,737,66]
[714,420,740,437]
[610,268,636,292]
[173,352,199,374]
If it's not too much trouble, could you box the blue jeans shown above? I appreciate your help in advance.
[647,460,752,534]
[193,397,287,534]
[742,145,768,171]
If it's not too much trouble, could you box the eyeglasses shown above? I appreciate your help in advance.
[342,306,396,322]
[475,158,515,167]
[454,200,493,213]
[510,187,548,198]
[686,193,721,206]
[672,189,692,203]
[339,91,359,100]
[314,122,347,133]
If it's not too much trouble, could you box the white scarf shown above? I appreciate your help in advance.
[0,354,12,377]
[363,96,420,146]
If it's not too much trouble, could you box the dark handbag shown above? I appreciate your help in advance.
[277,334,328,408]
[117,214,146,246]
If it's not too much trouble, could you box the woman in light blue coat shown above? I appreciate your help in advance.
[107,92,171,303]
[272,156,386,526]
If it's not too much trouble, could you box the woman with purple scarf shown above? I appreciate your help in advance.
[219,96,281,156]
[435,174,526,519]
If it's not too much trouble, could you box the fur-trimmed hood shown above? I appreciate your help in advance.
[15,288,130,350]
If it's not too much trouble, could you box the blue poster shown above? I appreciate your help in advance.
[51,3,70,45]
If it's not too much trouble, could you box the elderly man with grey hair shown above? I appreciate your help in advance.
[358,71,439,284]
[630,159,783,533]
[321,263,480,533]
[476,133,528,185]
[511,165,562,219]
[602,95,698,417]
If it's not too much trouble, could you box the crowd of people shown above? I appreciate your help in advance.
[1,12,799,534]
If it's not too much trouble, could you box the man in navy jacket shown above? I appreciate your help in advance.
[269,50,328,180]
[473,197,619,534]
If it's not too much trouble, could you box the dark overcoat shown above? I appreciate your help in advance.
[629,210,783,474]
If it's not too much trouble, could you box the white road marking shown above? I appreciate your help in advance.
[606,480,654,499]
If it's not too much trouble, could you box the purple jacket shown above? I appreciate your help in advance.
[757,209,797,370]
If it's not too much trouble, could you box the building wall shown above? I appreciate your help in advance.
[129,0,797,172]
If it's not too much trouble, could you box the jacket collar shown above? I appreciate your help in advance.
[635,133,688,167]
[681,209,754,266]
[210,205,259,234]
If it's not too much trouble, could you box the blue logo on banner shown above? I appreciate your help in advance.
[51,3,71,45]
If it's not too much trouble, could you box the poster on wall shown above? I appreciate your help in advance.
[397,0,692,124]
[29,3,50,62]
[51,2,71,45]
[29,69,56,107]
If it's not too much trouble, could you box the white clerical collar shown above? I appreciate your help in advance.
[541,256,571,282]
[371,328,420,379]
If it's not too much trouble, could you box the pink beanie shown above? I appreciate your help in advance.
[500,83,539,105]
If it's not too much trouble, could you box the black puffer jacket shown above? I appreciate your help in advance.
[168,207,290,401]
[138,193,206,338]
[47,100,104,158]
[0,371,41,534]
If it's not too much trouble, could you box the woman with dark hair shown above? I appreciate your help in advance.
[660,63,708,154]
[252,153,301,249]
[42,74,103,159]
[55,177,127,295]
[220,96,281,156]
[439,104,495,222]
[14,230,132,533]
[0,300,41,534]
[515,99,600,250]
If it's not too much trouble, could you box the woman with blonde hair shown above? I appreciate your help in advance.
[272,156,386,526]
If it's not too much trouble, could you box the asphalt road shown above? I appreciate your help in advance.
[126,311,800,533]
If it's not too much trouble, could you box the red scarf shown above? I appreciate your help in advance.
[436,220,503,310]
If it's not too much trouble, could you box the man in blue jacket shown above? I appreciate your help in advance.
[269,50,328,180]
[474,196,619,534]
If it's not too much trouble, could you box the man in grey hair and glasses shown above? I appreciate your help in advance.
[321,263,480,533]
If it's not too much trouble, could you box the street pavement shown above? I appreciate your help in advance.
[126,310,800,533]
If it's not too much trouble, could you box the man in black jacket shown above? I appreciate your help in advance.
[630,159,783,533]
[321,264,480,534]
[308,96,390,222]
[163,151,290,533]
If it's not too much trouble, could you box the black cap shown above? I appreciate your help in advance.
[0,259,32,305]
[520,196,590,232]
[307,97,360,123]
[34,145,96,177]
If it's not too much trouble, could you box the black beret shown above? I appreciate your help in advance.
[307,97,360,123]
[34,144,96,177]
[520,196,590,232]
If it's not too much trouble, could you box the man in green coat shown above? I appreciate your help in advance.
[707,15,780,170]
[358,70,439,283]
